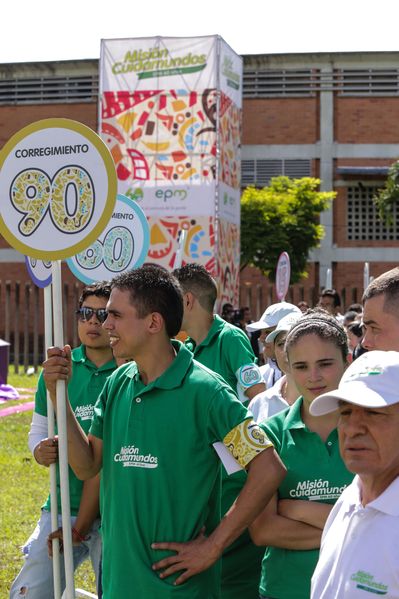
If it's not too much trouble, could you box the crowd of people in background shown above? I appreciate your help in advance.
[221,285,367,368]
[10,266,399,599]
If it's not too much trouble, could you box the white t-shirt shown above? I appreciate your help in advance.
[248,376,289,423]
[259,359,282,389]
[311,475,399,598]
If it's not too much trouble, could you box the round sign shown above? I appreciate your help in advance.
[66,194,150,284]
[25,255,52,288]
[276,251,291,301]
[0,118,117,260]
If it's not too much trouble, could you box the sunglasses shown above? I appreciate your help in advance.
[76,307,108,324]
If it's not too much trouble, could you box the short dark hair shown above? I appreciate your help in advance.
[347,321,364,339]
[347,303,363,314]
[79,281,112,308]
[173,263,217,313]
[362,267,399,316]
[111,265,183,338]
[285,309,348,361]
[319,288,341,308]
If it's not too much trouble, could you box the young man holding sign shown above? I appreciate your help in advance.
[42,265,285,598]
[10,281,116,599]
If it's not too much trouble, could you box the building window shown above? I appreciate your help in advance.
[0,75,99,105]
[241,159,311,187]
[347,185,399,240]
[337,69,399,96]
[243,69,316,98]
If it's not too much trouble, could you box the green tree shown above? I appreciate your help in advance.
[240,176,335,283]
[373,161,399,226]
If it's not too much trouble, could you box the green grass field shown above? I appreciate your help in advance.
[0,368,96,596]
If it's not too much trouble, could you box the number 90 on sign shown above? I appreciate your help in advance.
[11,166,94,236]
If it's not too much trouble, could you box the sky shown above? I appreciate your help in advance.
[2,0,399,64]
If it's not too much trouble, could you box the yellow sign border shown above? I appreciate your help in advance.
[0,118,117,260]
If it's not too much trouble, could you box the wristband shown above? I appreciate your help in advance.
[72,527,89,542]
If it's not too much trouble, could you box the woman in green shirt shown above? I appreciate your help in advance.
[250,311,354,599]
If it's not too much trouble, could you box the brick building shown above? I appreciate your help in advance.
[1,51,398,331]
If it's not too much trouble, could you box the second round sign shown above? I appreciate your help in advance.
[67,194,150,284]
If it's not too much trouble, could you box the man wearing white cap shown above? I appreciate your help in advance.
[246,302,301,389]
[310,350,399,598]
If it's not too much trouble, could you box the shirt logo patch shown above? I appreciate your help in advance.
[289,479,347,501]
[237,364,262,388]
[74,405,94,421]
[114,445,158,469]
[351,570,388,595]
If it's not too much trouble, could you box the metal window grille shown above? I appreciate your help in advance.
[241,159,311,187]
[347,185,399,241]
[243,68,399,97]
[0,75,99,105]
[243,69,316,98]
[338,69,399,96]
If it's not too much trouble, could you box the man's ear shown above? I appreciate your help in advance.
[184,291,195,311]
[148,312,164,334]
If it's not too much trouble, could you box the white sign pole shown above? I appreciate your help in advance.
[363,262,370,292]
[44,284,61,599]
[325,268,333,289]
[174,229,187,269]
[51,260,75,599]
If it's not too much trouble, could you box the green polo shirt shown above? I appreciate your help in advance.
[185,315,261,398]
[89,341,266,599]
[259,398,354,599]
[185,315,264,599]
[35,345,116,515]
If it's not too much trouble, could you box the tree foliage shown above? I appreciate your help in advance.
[240,176,335,283]
[373,161,399,226]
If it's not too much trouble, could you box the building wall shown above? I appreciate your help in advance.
[243,98,319,144]
[1,53,399,326]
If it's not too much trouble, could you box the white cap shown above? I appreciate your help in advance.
[266,312,302,343]
[246,302,301,332]
[310,350,399,416]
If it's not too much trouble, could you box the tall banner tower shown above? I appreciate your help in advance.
[99,35,242,308]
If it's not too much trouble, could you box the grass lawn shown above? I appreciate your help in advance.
[0,368,96,596]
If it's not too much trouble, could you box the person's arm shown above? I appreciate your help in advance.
[278,499,333,530]
[43,345,103,479]
[249,493,322,549]
[245,383,266,400]
[28,412,59,466]
[47,474,101,555]
[151,445,286,585]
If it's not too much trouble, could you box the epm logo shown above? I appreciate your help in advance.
[155,188,187,202]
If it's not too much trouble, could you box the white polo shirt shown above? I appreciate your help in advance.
[311,475,399,598]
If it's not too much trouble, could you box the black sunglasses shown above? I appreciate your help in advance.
[76,307,108,323]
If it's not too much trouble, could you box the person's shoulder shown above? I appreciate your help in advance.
[260,404,290,435]
[103,361,136,387]
[190,357,232,390]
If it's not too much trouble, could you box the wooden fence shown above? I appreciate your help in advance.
[0,280,84,373]
[0,279,363,373]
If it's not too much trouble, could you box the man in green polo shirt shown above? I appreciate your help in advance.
[173,263,267,599]
[42,265,285,599]
[10,281,117,599]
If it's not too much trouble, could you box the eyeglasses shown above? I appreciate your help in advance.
[76,307,108,324]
